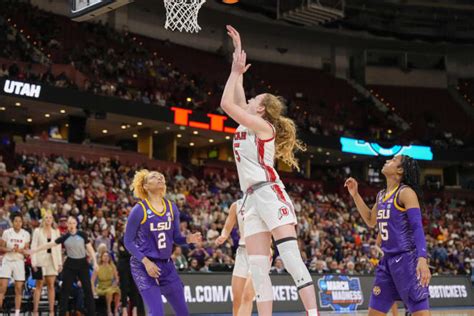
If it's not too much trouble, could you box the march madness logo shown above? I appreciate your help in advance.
[318,275,364,312]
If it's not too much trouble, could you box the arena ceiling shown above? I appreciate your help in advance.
[218,0,474,42]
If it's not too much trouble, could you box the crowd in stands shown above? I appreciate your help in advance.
[0,153,472,282]
[3,1,471,148]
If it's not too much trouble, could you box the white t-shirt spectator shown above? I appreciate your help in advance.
[206,228,219,241]
[74,187,85,201]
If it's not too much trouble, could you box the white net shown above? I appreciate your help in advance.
[164,0,206,33]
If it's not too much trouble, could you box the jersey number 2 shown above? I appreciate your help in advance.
[157,232,166,249]
[379,222,389,241]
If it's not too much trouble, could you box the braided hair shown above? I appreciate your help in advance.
[400,155,424,209]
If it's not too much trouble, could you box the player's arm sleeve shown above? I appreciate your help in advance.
[55,233,69,244]
[407,207,428,258]
[172,205,187,245]
[124,204,146,261]
[77,231,89,244]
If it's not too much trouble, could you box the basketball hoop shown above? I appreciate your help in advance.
[164,0,206,33]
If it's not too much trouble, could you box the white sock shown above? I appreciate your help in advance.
[307,309,319,316]
[14,310,20,316]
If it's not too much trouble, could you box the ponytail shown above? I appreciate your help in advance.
[261,94,306,171]
[401,155,424,209]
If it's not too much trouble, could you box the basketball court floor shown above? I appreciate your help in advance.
[198,307,474,316]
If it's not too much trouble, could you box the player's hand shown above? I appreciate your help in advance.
[32,266,38,272]
[23,249,32,256]
[187,232,202,244]
[215,235,228,246]
[58,265,63,273]
[344,177,359,197]
[142,257,161,278]
[232,50,251,75]
[416,257,431,287]
[226,25,242,52]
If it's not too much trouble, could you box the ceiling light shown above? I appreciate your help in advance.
[225,135,230,140]
[121,124,127,129]
[193,131,198,135]
[209,139,214,143]
[102,129,108,134]
[154,130,159,134]
[44,113,50,118]
[133,134,138,138]
[60,109,66,114]
[0,107,5,111]
[177,134,182,138]
[186,97,192,102]
[27,118,32,122]
[137,121,143,126]
[15,102,21,107]
[189,142,195,146]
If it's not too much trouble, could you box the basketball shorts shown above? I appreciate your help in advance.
[130,257,182,292]
[243,183,297,238]
[232,246,250,278]
[370,250,430,313]
[0,258,26,281]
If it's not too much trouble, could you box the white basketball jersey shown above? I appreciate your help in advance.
[235,199,245,246]
[233,124,280,192]
[2,228,30,261]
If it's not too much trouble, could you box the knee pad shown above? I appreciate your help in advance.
[248,255,273,302]
[276,237,313,290]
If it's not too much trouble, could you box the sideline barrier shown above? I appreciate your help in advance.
[162,273,473,314]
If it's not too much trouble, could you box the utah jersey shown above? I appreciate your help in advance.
[128,198,185,260]
[233,123,280,192]
[376,184,415,255]
[2,228,30,261]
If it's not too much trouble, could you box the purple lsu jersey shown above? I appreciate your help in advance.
[376,184,415,255]
[133,198,178,260]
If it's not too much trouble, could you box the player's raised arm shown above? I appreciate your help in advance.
[344,177,377,228]
[220,49,272,139]
[215,202,238,246]
[399,187,431,287]
[226,25,248,110]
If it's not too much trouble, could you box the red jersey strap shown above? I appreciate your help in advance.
[259,120,275,142]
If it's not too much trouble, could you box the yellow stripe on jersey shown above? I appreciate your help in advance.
[394,188,407,211]
[145,198,167,216]
[167,199,174,220]
[138,201,147,224]
[383,184,400,202]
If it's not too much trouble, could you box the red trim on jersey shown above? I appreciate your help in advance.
[257,138,277,182]
[271,184,296,217]
[259,121,276,142]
